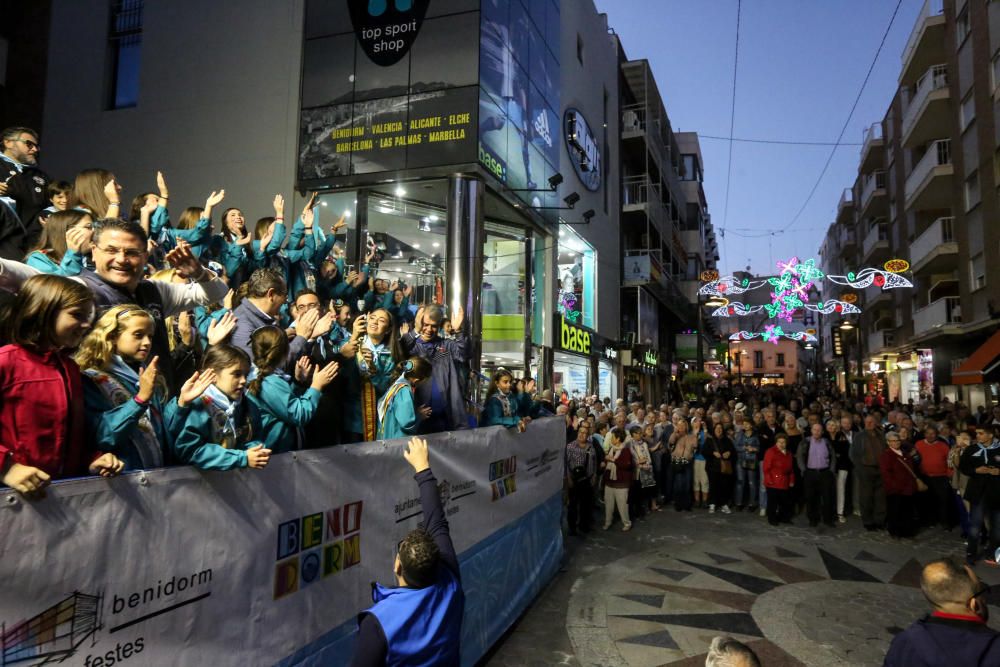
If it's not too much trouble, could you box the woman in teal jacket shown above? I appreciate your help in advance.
[245,326,339,454]
[169,345,271,471]
[25,209,90,275]
[340,308,404,442]
[480,369,528,430]
[377,357,432,440]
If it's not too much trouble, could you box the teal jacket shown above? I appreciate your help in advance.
[480,393,521,428]
[340,344,397,435]
[205,233,251,282]
[82,368,171,470]
[169,393,264,470]
[251,220,286,270]
[379,382,420,440]
[150,206,213,256]
[247,374,321,454]
[25,249,85,276]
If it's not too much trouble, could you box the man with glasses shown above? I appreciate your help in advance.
[0,126,49,259]
[884,558,999,666]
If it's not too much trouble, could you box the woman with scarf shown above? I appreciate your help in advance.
[340,308,403,443]
[880,431,919,538]
[377,357,432,440]
[601,427,635,531]
[481,368,529,432]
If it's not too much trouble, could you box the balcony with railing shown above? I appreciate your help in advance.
[912,295,962,337]
[861,221,890,263]
[837,225,857,258]
[621,103,671,173]
[910,216,957,274]
[867,329,896,355]
[900,0,946,86]
[905,139,952,211]
[860,123,884,174]
[860,170,887,214]
[901,64,950,148]
[836,188,854,224]
[864,281,891,307]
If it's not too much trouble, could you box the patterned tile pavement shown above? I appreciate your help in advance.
[481,507,1000,666]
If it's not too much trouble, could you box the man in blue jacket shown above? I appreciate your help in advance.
[351,436,464,666]
[884,558,1000,666]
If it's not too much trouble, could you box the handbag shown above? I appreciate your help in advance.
[638,464,657,488]
[900,455,928,492]
[720,459,734,475]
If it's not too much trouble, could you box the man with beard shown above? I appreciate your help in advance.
[0,126,49,257]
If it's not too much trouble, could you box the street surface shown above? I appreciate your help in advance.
[483,508,1000,666]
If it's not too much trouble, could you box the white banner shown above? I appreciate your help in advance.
[0,419,565,667]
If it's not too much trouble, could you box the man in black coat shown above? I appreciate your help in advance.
[0,126,49,258]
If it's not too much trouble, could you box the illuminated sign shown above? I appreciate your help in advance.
[700,269,720,282]
[560,318,592,355]
[841,293,858,304]
[564,108,602,192]
[643,351,658,366]
[884,258,910,273]
[604,346,618,361]
[349,0,430,67]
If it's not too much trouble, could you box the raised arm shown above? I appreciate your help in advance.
[404,437,459,577]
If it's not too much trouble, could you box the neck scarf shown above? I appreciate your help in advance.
[204,383,241,448]
[110,354,141,387]
[377,377,411,428]
[496,389,512,417]
[359,335,390,375]
[605,441,626,481]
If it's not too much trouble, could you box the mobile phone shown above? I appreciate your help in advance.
[356,299,366,312]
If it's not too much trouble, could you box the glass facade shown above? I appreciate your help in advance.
[557,225,595,329]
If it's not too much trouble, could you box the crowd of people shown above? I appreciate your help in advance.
[561,385,1000,567]
[0,125,569,500]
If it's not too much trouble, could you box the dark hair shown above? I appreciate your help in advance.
[485,368,514,401]
[92,217,149,246]
[29,209,91,263]
[127,191,156,223]
[398,529,440,588]
[2,126,38,142]
[246,268,287,298]
[609,427,627,444]
[294,288,319,305]
[46,180,72,200]
[366,308,404,362]
[247,326,288,396]
[2,274,94,350]
[202,344,251,373]
[397,356,431,384]
[220,208,245,242]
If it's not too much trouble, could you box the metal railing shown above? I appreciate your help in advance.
[861,170,886,208]
[901,0,945,69]
[863,221,889,258]
[902,64,948,139]
[910,216,955,266]
[912,295,961,335]
[861,122,883,157]
[905,139,951,202]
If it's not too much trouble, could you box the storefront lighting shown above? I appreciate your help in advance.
[432,242,440,248]
[395,186,406,196]
[839,321,854,330]
[343,209,350,217]
[379,206,392,214]
[412,243,420,249]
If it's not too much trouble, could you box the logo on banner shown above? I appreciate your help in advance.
[489,456,517,501]
[273,500,365,600]
[348,0,430,67]
[526,448,561,479]
[560,318,592,355]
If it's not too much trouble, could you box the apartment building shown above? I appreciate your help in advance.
[820,0,1000,407]
[617,47,719,399]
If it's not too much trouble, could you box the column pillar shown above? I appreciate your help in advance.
[446,175,485,403]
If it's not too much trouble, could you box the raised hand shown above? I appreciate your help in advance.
[365,246,375,264]
[2,462,51,498]
[403,284,413,297]
[246,445,271,469]
[89,453,125,478]
[311,311,335,339]
[178,369,217,408]
[399,320,411,335]
[311,361,339,391]
[389,280,399,291]
[66,226,93,254]
[164,242,205,280]
[104,178,120,206]
[332,215,348,234]
[178,311,194,347]
[273,194,285,218]
[259,222,276,250]
[450,304,465,332]
[303,192,317,214]
[351,313,367,338]
[419,404,432,420]
[223,289,235,311]
[236,231,254,246]
[207,311,237,346]
[294,356,313,384]
[345,270,359,285]
[296,308,320,340]
[302,205,315,229]
[137,355,160,402]
[204,190,225,219]
[156,171,169,200]
[403,436,430,473]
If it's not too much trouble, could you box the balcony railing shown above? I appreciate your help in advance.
[868,330,896,354]
[863,221,889,258]
[905,139,951,202]
[912,295,962,336]
[902,64,948,139]
[910,216,955,267]
[861,122,883,159]
[838,225,857,249]
[861,170,886,209]
[901,0,944,69]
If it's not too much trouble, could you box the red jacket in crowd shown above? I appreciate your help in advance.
[880,449,918,496]
[0,344,92,478]
[763,447,795,490]
[914,438,950,478]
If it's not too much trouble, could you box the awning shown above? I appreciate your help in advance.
[952,329,1000,385]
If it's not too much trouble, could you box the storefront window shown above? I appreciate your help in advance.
[482,222,528,375]
[554,352,590,400]
[557,225,595,329]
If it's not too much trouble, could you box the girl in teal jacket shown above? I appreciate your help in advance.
[246,326,339,454]
[24,209,90,276]
[481,369,528,430]
[170,345,271,471]
[377,356,432,440]
[340,308,403,441]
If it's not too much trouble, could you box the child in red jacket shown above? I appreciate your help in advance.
[0,274,123,497]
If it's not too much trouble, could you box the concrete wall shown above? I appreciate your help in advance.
[42,0,305,220]
[559,0,620,340]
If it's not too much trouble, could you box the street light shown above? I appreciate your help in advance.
[697,295,726,373]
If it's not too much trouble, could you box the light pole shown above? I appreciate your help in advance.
[697,294,726,373]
